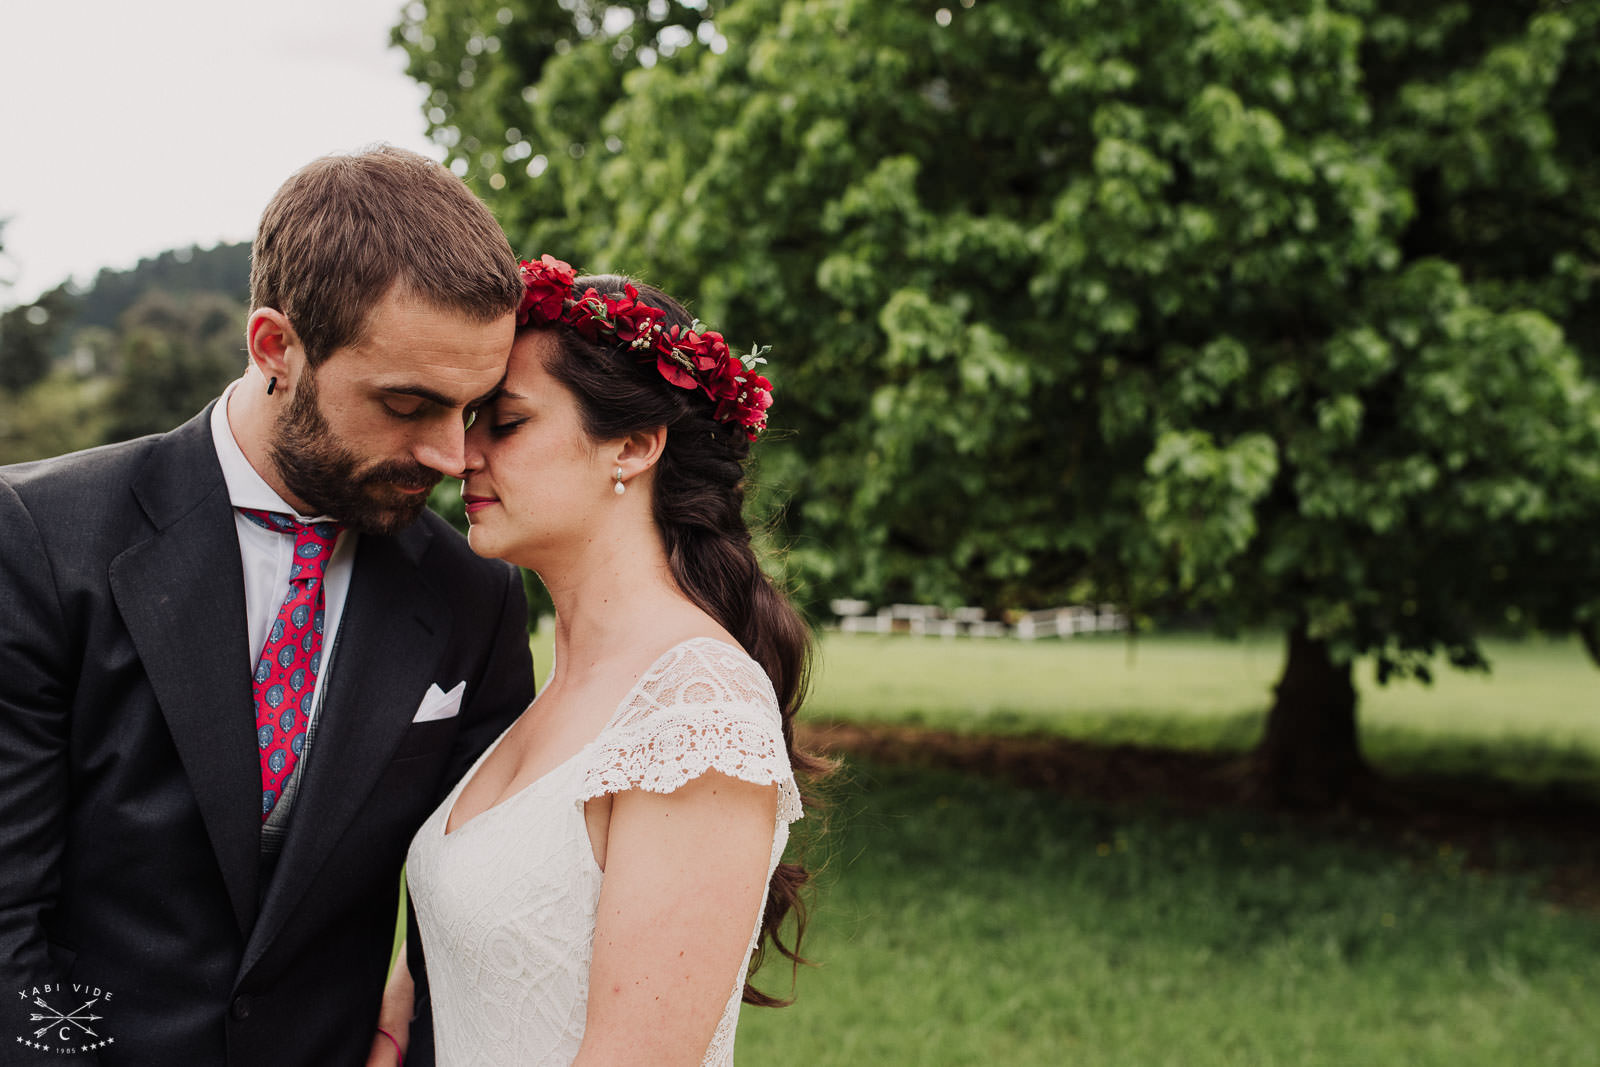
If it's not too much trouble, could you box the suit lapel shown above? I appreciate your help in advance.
[242,521,448,972]
[109,408,261,937]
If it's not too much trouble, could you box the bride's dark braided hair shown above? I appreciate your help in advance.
[534,274,827,1006]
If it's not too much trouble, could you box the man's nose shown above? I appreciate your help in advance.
[413,420,468,477]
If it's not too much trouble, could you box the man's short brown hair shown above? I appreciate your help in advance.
[250,145,522,365]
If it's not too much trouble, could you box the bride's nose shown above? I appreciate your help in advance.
[461,419,489,474]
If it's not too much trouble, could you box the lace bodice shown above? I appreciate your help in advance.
[406,638,801,1066]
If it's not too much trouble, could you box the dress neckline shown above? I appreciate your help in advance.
[441,636,747,838]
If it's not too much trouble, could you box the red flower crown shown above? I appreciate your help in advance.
[516,254,774,440]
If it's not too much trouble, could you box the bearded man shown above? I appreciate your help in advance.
[0,146,536,1066]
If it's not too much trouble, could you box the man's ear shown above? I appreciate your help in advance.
[615,425,668,480]
[246,308,301,383]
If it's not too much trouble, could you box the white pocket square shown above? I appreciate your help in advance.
[412,681,466,723]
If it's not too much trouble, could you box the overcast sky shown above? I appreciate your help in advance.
[0,0,441,305]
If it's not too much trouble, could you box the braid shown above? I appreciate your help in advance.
[652,412,826,1006]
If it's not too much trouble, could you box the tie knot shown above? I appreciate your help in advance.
[238,508,343,582]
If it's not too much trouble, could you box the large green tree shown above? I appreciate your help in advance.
[400,0,1600,805]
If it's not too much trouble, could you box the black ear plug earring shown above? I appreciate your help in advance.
[267,376,277,396]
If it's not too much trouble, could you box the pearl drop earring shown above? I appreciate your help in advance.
[613,466,626,496]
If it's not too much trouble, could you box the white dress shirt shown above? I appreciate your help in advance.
[210,380,357,731]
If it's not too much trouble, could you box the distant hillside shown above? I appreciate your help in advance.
[70,242,252,332]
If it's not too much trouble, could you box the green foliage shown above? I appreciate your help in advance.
[393,1,720,251]
[0,243,258,462]
[401,0,1600,676]
[0,286,75,393]
[102,290,247,442]
[70,243,253,335]
[0,371,112,465]
[738,758,1600,1066]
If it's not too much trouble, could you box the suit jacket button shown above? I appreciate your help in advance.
[230,996,251,1020]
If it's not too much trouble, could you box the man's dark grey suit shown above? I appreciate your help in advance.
[0,403,536,1066]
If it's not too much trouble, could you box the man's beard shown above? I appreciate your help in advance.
[268,370,442,536]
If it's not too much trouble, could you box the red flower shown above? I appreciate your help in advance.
[678,330,731,372]
[748,374,774,410]
[655,347,700,390]
[702,359,741,401]
[517,255,575,325]
[567,289,612,341]
[611,288,667,345]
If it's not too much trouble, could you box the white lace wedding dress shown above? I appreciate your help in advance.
[405,638,803,1066]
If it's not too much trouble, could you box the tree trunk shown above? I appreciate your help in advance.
[1252,624,1367,808]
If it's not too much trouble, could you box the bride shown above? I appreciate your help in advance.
[370,256,823,1066]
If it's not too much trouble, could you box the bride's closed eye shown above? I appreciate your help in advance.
[489,415,529,438]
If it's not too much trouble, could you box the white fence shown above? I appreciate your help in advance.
[829,601,1127,639]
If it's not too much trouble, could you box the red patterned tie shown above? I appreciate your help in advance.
[239,509,343,820]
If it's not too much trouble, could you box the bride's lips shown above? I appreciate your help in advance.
[461,492,497,516]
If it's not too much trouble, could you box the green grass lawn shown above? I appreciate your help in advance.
[525,627,1599,1063]
[738,758,1600,1067]
[803,631,1600,784]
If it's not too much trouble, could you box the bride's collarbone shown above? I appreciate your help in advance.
[475,637,704,805]
[482,682,615,788]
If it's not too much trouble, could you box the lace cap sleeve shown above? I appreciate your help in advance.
[578,638,802,824]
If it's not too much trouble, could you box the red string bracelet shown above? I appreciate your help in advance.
[376,1026,403,1067]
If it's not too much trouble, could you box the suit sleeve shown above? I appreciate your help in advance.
[0,477,74,997]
